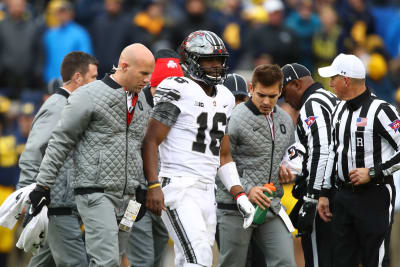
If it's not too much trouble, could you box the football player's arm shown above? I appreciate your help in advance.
[219,135,242,196]
[142,118,169,216]
[143,82,181,216]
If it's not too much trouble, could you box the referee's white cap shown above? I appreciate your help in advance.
[318,53,366,79]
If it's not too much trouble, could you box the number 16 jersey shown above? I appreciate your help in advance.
[152,76,235,183]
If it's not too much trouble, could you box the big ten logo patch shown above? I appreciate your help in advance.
[194,101,204,107]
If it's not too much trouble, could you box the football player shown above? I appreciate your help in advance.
[142,30,256,267]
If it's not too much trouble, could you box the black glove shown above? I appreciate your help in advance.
[134,186,147,222]
[29,185,50,216]
[292,175,307,200]
[297,196,317,236]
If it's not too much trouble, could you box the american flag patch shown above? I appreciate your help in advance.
[389,119,400,132]
[356,117,367,127]
[305,116,317,128]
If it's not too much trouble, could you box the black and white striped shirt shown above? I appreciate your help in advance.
[321,89,400,194]
[295,83,338,198]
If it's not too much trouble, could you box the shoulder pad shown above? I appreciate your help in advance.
[154,76,192,104]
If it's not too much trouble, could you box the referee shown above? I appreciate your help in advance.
[281,63,338,267]
[317,54,399,267]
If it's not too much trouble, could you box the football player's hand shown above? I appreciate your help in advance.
[248,186,272,210]
[279,165,295,184]
[317,197,332,222]
[236,195,255,229]
[28,185,50,217]
[297,195,317,236]
[146,186,166,216]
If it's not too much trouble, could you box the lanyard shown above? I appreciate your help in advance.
[126,91,138,126]
[265,113,275,140]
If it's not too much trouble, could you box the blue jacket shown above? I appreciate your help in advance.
[43,21,93,82]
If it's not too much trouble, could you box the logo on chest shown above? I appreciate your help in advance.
[194,101,204,107]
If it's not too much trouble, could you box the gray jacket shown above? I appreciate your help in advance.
[216,100,294,214]
[37,75,151,197]
[18,88,75,208]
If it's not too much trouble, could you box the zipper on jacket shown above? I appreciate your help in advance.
[123,91,128,196]
[268,116,274,183]
[268,141,274,183]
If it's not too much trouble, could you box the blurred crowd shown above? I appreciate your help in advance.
[0,0,400,265]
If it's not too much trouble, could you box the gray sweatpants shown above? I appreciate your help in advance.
[75,192,131,267]
[47,214,88,267]
[27,241,55,267]
[27,214,87,267]
[217,209,296,267]
[125,211,169,267]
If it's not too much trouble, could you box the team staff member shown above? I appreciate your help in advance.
[282,63,337,267]
[217,64,296,267]
[29,44,155,267]
[317,54,399,267]
[126,49,184,267]
[18,51,98,267]
[219,73,266,267]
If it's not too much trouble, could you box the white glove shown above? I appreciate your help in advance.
[16,206,48,255]
[281,142,306,175]
[236,195,255,229]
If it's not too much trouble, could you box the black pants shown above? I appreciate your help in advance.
[302,212,334,267]
[332,183,395,267]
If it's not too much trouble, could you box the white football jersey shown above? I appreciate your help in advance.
[153,76,235,182]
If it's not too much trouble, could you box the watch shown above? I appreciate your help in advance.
[368,167,376,180]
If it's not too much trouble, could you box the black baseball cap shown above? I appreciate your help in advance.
[281,63,311,87]
[223,73,249,97]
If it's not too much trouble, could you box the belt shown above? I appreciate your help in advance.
[74,188,104,195]
[336,176,393,192]
[217,203,238,211]
[161,177,214,191]
[48,207,72,216]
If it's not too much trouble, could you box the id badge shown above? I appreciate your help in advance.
[119,200,141,232]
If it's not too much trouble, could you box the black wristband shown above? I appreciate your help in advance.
[319,188,331,198]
